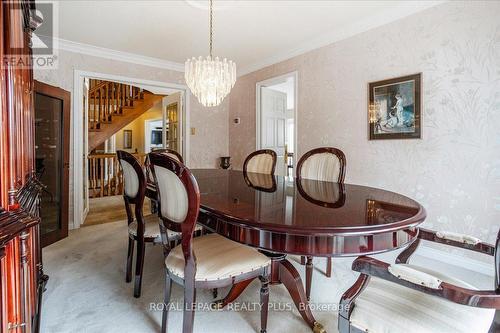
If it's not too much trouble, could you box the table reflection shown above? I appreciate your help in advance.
[192,169,422,232]
[296,178,345,208]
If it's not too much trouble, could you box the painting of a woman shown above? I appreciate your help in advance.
[368,73,421,140]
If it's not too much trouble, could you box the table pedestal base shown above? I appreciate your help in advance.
[214,251,326,333]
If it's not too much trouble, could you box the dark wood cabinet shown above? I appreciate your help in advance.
[1,1,45,332]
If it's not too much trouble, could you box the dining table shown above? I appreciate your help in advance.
[188,169,426,333]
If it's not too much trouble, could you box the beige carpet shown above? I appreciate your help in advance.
[40,221,492,333]
[84,196,151,227]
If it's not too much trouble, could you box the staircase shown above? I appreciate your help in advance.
[87,79,164,151]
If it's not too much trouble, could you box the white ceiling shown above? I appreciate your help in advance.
[57,1,443,75]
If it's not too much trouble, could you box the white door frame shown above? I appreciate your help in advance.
[256,71,298,168]
[73,69,191,229]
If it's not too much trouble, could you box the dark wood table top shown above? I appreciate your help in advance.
[192,169,426,236]
[191,169,427,331]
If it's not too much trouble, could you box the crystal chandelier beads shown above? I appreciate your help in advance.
[185,55,236,107]
[184,0,236,107]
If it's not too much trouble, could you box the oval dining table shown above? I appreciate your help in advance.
[188,169,427,333]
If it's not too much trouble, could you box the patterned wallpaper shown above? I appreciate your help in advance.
[229,1,500,243]
[35,50,229,227]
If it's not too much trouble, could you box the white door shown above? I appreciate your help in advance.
[260,87,287,176]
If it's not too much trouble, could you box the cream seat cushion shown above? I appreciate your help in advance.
[165,233,270,281]
[128,214,202,240]
[351,264,495,333]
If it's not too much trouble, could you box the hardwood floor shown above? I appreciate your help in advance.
[83,195,151,227]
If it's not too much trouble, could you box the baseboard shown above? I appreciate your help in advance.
[417,243,494,276]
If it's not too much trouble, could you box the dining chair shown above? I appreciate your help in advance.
[149,153,271,333]
[339,228,500,333]
[296,147,346,300]
[117,150,182,298]
[243,149,277,174]
[144,148,183,213]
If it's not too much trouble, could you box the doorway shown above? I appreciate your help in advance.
[73,71,190,229]
[256,72,297,176]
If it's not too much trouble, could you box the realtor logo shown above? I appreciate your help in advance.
[3,1,58,69]
[32,3,54,55]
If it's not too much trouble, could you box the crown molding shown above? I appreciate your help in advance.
[56,1,445,77]
[238,1,446,76]
[56,38,185,72]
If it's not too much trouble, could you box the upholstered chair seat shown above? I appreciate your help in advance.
[350,264,495,333]
[127,214,202,241]
[127,214,163,240]
[166,233,271,281]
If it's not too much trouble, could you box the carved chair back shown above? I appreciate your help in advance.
[243,149,277,175]
[145,149,183,184]
[116,150,147,226]
[148,153,201,278]
[296,147,346,183]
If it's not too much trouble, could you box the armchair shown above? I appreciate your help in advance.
[339,228,500,333]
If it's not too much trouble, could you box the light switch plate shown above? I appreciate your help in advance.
[190,127,196,135]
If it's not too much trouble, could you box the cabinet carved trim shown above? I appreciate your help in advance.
[1,1,45,332]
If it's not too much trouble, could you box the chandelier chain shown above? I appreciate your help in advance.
[209,0,213,58]
[184,0,236,107]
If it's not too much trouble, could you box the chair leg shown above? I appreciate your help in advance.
[326,258,332,278]
[183,283,197,333]
[300,256,306,265]
[305,256,313,301]
[125,237,134,283]
[134,239,145,298]
[161,272,172,333]
[259,275,270,333]
[212,288,218,299]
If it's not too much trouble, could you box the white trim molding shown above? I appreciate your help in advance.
[72,70,190,229]
[58,38,185,72]
[56,1,444,78]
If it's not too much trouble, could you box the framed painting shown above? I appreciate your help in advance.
[123,129,132,149]
[368,73,421,140]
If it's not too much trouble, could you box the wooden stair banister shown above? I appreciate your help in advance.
[87,79,163,152]
[88,153,146,198]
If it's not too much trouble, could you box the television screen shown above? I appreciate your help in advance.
[151,130,162,145]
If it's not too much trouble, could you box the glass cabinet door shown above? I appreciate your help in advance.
[34,81,70,247]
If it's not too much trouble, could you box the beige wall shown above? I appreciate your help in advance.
[115,105,163,154]
[34,49,229,227]
[229,1,500,243]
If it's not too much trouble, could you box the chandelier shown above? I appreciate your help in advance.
[185,0,236,107]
